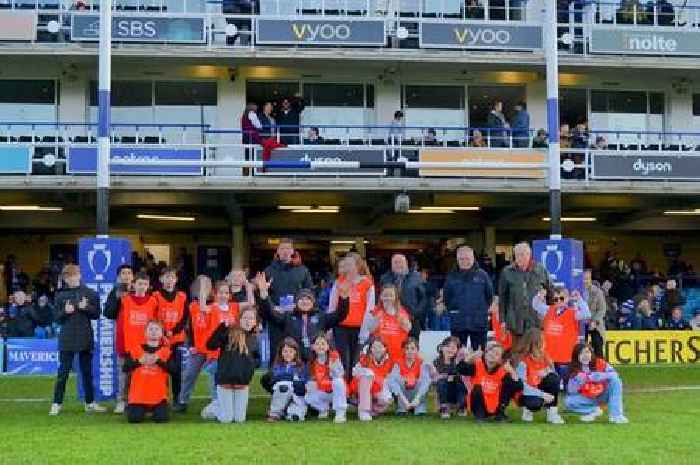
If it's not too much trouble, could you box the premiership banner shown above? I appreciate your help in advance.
[5,338,59,375]
[533,238,584,293]
[79,237,131,401]
[604,331,700,365]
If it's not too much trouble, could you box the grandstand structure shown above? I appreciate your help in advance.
[1,0,700,271]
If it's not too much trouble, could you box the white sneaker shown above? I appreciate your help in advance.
[358,411,373,422]
[521,408,534,422]
[580,406,603,423]
[85,402,107,413]
[200,401,218,420]
[546,408,565,425]
[113,401,125,414]
[317,410,330,420]
[609,415,629,424]
[49,403,62,416]
[334,410,347,424]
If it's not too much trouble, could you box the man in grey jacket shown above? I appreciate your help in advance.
[583,269,607,357]
[498,242,550,349]
[379,254,427,337]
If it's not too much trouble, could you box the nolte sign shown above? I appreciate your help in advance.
[256,18,385,46]
[590,26,700,55]
[419,22,542,50]
[591,152,700,181]
[71,14,206,43]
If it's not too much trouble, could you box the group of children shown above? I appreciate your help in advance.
[50,263,628,425]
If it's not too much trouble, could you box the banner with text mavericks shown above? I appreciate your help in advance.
[590,26,700,56]
[419,148,545,178]
[5,338,59,374]
[79,237,131,401]
[604,331,700,365]
[256,18,385,46]
[420,22,542,50]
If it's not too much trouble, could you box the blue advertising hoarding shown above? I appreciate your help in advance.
[67,147,202,175]
[533,238,584,293]
[79,237,131,401]
[71,14,206,44]
[0,146,32,174]
[5,338,59,375]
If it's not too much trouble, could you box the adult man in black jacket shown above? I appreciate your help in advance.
[379,254,428,338]
[263,238,313,356]
[274,95,305,144]
[50,265,106,416]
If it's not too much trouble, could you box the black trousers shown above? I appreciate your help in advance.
[334,326,360,379]
[127,401,169,423]
[170,344,183,403]
[470,375,521,419]
[53,350,93,404]
[436,378,467,408]
[451,330,487,351]
[519,373,560,411]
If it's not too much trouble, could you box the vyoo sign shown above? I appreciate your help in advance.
[590,26,700,56]
[256,18,385,46]
[420,22,542,50]
[71,14,206,43]
[591,152,700,180]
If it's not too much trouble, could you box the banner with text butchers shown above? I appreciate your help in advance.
[590,26,700,56]
[256,18,385,46]
[419,149,545,178]
[604,331,700,365]
[420,22,542,50]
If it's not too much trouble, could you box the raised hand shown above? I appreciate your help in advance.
[78,297,88,310]
[254,272,272,297]
[65,301,75,314]
[337,281,351,299]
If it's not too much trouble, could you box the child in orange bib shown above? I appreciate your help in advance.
[350,337,394,421]
[388,337,431,416]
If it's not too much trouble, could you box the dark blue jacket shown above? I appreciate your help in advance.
[511,109,530,138]
[618,312,639,330]
[379,270,428,325]
[665,318,690,330]
[443,264,494,332]
[639,315,659,330]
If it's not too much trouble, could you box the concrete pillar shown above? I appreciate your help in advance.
[484,227,496,263]
[231,223,248,269]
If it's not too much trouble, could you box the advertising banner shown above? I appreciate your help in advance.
[257,147,385,175]
[419,148,545,178]
[590,26,700,56]
[71,14,206,43]
[0,146,32,174]
[67,146,202,175]
[533,238,584,293]
[0,11,37,41]
[420,22,542,50]
[5,338,59,375]
[591,152,700,181]
[605,331,700,365]
[256,18,385,46]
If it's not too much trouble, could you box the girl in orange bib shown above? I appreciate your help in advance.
[360,284,411,361]
[350,337,394,422]
[515,328,565,424]
[304,333,347,423]
[124,320,174,423]
[388,337,431,416]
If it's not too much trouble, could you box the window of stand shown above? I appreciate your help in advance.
[88,80,217,143]
[590,90,664,146]
[0,80,58,139]
[402,85,465,141]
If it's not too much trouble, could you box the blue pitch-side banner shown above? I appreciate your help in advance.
[67,147,203,175]
[79,237,131,401]
[5,338,59,375]
[533,238,584,293]
[0,146,32,174]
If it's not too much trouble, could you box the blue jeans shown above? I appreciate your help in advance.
[178,352,217,405]
[565,376,624,418]
[428,312,451,331]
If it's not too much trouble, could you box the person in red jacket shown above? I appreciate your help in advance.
[456,341,523,423]
[124,320,175,423]
[360,284,411,361]
[304,333,347,423]
[349,337,394,422]
[154,267,189,409]
[389,337,431,416]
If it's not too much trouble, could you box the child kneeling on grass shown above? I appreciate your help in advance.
[206,307,259,424]
[350,337,395,422]
[456,341,522,423]
[432,336,466,419]
[124,320,174,423]
[389,337,431,417]
[305,333,347,423]
[515,328,565,424]
[267,337,308,422]
[565,343,629,424]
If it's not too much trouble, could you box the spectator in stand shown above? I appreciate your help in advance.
[650,0,675,26]
[388,110,405,145]
[241,102,262,144]
[303,127,323,145]
[0,263,6,305]
[33,268,55,300]
[662,279,683,320]
[263,238,314,360]
[571,122,589,149]
[424,128,439,146]
[443,246,494,350]
[32,295,56,338]
[690,310,700,330]
[583,270,607,357]
[50,265,105,416]
[593,136,608,150]
[379,253,428,338]
[617,295,638,330]
[0,305,8,339]
[665,306,691,330]
[275,94,306,145]
[7,291,35,338]
[498,242,550,349]
[532,129,548,148]
[486,100,510,148]
[617,0,649,24]
[470,129,487,148]
[465,0,485,19]
[637,299,659,330]
[511,102,530,148]
[559,124,572,149]
[259,101,276,139]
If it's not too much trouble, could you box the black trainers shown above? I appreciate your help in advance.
[494,412,510,423]
[172,403,187,413]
